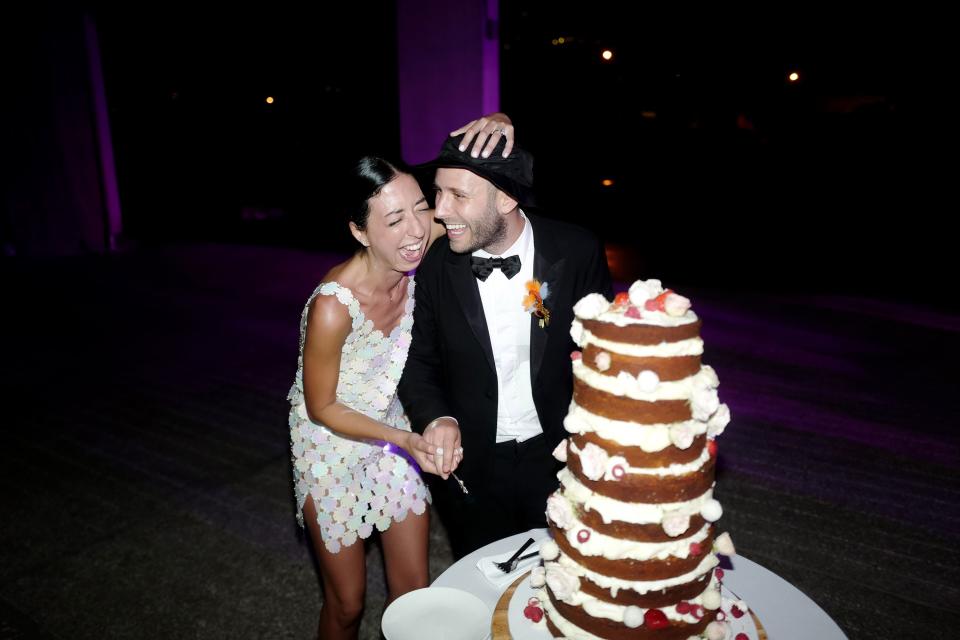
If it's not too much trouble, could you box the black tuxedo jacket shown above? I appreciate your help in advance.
[398,213,613,489]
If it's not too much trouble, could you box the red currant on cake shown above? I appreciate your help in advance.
[613,292,630,306]
[576,529,590,543]
[523,603,544,623]
[570,350,582,360]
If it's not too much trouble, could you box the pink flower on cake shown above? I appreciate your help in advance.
[705,621,727,640]
[552,439,568,462]
[637,370,660,393]
[714,531,736,555]
[545,564,579,603]
[546,494,575,529]
[707,403,731,438]
[661,511,691,537]
[603,455,629,481]
[663,292,692,317]
[573,292,610,320]
[669,423,695,449]
[577,442,609,481]
[593,351,612,372]
[628,279,663,306]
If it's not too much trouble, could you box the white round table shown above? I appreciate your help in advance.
[433,528,847,639]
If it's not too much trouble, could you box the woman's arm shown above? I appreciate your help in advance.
[302,294,440,473]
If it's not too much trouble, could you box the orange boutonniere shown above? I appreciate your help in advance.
[523,279,551,328]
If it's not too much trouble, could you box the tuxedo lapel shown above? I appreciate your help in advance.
[446,250,496,373]
[530,216,566,384]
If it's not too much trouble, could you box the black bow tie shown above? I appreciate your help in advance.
[470,255,522,281]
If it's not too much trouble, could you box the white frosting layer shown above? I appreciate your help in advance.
[588,308,699,328]
[539,574,719,624]
[563,404,708,451]
[559,468,714,524]
[581,330,704,357]
[569,440,712,478]
[559,510,712,561]
[574,361,716,401]
[556,550,719,595]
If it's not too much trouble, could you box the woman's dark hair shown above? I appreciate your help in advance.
[345,156,409,231]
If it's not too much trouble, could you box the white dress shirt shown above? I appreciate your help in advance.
[473,211,543,443]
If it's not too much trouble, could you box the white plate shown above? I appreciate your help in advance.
[382,586,491,640]
[506,574,759,640]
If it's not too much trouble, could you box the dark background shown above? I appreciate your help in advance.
[6,2,944,299]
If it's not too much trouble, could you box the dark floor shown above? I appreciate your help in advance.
[1,244,957,639]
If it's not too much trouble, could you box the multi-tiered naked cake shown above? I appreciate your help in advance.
[530,280,736,640]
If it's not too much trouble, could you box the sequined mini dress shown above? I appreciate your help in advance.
[287,280,430,553]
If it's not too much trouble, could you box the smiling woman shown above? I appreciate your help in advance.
[285,113,514,640]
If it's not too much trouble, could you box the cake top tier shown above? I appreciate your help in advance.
[574,279,698,329]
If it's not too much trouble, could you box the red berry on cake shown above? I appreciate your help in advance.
[611,464,626,480]
[707,439,718,457]
[731,604,745,619]
[675,601,691,614]
[613,292,630,306]
[689,542,702,556]
[715,568,725,580]
[736,634,749,640]
[576,529,590,543]
[523,603,544,623]
[570,350,582,360]
[625,305,643,319]
[644,609,669,629]
[593,351,612,371]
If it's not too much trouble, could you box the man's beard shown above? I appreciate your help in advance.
[455,200,506,254]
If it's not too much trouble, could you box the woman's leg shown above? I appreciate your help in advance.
[379,509,430,606]
[303,498,367,640]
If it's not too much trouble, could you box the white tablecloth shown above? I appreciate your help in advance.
[432,528,847,639]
